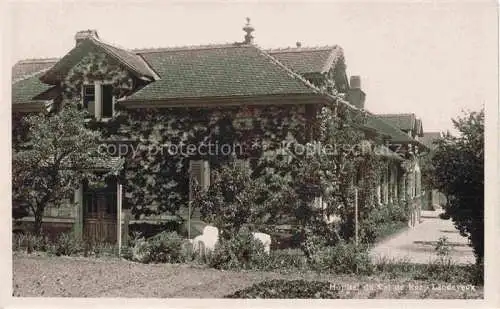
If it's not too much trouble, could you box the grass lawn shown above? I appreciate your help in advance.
[12,252,482,298]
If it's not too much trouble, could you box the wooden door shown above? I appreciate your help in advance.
[83,187,117,244]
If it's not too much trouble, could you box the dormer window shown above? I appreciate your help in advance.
[102,84,114,118]
[82,82,115,120]
[83,85,95,114]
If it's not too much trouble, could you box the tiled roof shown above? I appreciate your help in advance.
[92,38,159,80]
[40,37,157,85]
[124,44,322,102]
[365,114,416,144]
[421,132,442,149]
[12,58,58,83]
[375,145,404,161]
[267,46,343,75]
[12,69,54,104]
[377,113,416,132]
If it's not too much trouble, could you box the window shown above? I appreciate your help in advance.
[102,84,114,118]
[189,160,210,199]
[82,83,115,120]
[84,192,97,215]
[83,85,95,114]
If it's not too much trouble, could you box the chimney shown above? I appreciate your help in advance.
[346,75,366,109]
[75,29,99,46]
[242,17,255,44]
[296,42,302,48]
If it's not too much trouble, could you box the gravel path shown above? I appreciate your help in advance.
[370,210,475,264]
[13,253,482,298]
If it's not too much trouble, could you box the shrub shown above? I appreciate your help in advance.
[257,249,308,272]
[224,279,341,299]
[309,241,373,275]
[13,233,50,253]
[131,237,151,263]
[91,242,118,257]
[126,231,185,264]
[374,257,482,285]
[51,232,84,256]
[207,228,267,270]
[360,201,408,244]
[139,231,185,263]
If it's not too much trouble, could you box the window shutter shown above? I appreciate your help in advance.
[234,158,250,170]
[87,101,95,115]
[189,160,210,200]
[102,85,114,118]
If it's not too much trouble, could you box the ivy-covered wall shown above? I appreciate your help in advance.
[116,103,314,220]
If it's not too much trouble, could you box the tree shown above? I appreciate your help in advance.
[193,157,268,240]
[12,106,123,235]
[430,109,484,264]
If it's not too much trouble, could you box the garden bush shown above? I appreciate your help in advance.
[207,228,267,270]
[129,231,185,264]
[130,237,151,263]
[360,201,408,244]
[374,256,483,285]
[13,231,120,258]
[224,279,340,298]
[257,249,308,272]
[309,240,373,275]
[13,233,50,253]
[51,232,84,256]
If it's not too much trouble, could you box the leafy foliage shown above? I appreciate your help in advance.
[63,52,134,102]
[224,279,341,299]
[12,106,123,234]
[430,109,484,264]
[118,104,309,220]
[127,231,186,263]
[206,227,267,270]
[194,158,266,239]
[360,200,408,244]
[308,240,374,275]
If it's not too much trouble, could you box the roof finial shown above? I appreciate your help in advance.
[243,17,255,44]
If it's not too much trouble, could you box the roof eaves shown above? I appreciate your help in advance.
[135,54,161,81]
[320,45,343,74]
[91,37,158,80]
[255,46,323,96]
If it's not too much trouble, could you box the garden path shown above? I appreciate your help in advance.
[370,209,475,264]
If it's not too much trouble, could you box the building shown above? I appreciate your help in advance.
[11,20,428,245]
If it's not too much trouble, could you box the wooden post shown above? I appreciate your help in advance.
[188,164,192,240]
[94,81,102,120]
[117,181,122,256]
[354,187,359,246]
[72,182,84,238]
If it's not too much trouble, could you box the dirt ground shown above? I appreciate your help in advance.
[12,253,483,299]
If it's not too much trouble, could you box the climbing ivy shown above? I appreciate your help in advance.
[48,49,392,243]
[63,52,134,101]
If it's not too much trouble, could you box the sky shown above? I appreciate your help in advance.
[5,0,498,132]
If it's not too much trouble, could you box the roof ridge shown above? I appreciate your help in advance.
[267,45,339,53]
[85,37,159,80]
[321,45,343,73]
[133,42,246,54]
[15,57,60,64]
[377,113,415,117]
[93,37,132,52]
[255,46,323,95]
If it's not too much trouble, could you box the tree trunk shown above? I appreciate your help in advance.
[33,209,44,236]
